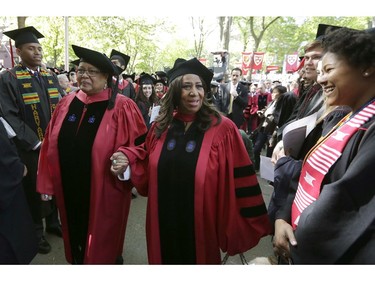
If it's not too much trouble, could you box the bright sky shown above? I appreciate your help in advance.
[1,0,371,17]
[2,0,370,49]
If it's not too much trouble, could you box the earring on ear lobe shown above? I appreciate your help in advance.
[103,82,107,89]
[364,72,369,77]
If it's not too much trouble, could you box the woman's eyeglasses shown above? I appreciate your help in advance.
[77,69,101,77]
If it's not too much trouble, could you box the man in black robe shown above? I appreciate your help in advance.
[0,26,64,254]
[0,109,38,264]
[110,49,136,100]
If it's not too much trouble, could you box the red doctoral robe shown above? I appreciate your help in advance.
[119,115,272,264]
[36,89,147,264]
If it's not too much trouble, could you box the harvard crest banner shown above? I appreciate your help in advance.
[251,52,265,70]
[285,53,299,73]
[241,52,253,75]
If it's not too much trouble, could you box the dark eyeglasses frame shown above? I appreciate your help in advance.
[77,69,101,77]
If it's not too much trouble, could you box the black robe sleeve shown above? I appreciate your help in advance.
[0,121,25,210]
[0,72,40,151]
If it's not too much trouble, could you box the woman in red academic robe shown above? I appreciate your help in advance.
[36,45,147,264]
[111,58,272,264]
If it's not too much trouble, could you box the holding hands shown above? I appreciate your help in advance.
[110,151,129,176]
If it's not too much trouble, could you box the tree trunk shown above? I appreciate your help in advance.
[218,16,232,51]
[17,17,27,28]
[218,17,232,81]
[223,17,232,51]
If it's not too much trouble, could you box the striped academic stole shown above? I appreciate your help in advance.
[15,66,60,141]
[291,99,375,229]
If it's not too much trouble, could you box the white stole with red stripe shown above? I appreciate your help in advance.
[291,100,375,229]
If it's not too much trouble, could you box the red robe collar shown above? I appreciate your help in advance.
[76,88,111,104]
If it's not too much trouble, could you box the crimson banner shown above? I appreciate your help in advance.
[198,58,207,66]
[251,52,265,70]
[296,57,305,72]
[266,65,279,72]
[241,52,252,75]
[285,53,298,73]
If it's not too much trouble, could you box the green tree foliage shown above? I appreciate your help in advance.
[232,16,372,72]
[16,16,180,73]
[0,16,373,75]
[28,17,66,68]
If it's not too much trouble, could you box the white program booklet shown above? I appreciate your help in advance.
[282,112,318,158]
[0,117,16,138]
[259,156,274,182]
[150,105,161,124]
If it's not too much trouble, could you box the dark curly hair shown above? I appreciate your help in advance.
[154,75,222,138]
[322,28,375,70]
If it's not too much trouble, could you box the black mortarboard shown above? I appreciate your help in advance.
[122,73,135,81]
[240,80,252,86]
[214,73,224,82]
[3,26,44,48]
[47,67,61,75]
[315,24,343,40]
[155,70,167,78]
[167,58,213,89]
[70,59,80,66]
[138,73,155,85]
[110,49,130,70]
[72,45,119,76]
[154,79,167,86]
